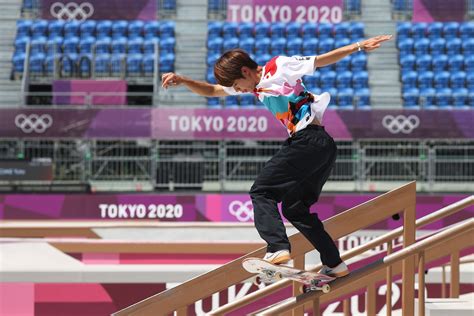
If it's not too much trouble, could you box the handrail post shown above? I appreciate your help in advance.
[418,251,425,316]
[450,251,460,298]
[402,196,416,315]
[176,306,187,315]
[343,298,350,316]
[312,297,320,316]
[292,255,305,316]
[366,282,376,316]
[386,241,393,316]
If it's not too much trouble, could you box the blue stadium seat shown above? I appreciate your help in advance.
[271,37,286,55]
[225,95,239,107]
[128,37,144,54]
[78,54,92,77]
[321,71,336,89]
[414,38,430,56]
[417,71,434,89]
[255,22,270,40]
[302,38,318,55]
[64,20,80,38]
[31,20,48,38]
[402,71,417,90]
[95,37,111,54]
[80,20,96,38]
[442,22,459,40]
[448,54,464,72]
[208,37,223,54]
[353,71,369,89]
[318,38,334,54]
[465,55,474,73]
[79,36,95,54]
[318,23,333,39]
[286,22,301,38]
[450,72,466,89]
[469,92,474,107]
[351,53,367,72]
[287,38,302,56]
[416,54,432,72]
[45,54,57,76]
[63,36,79,54]
[159,53,175,72]
[462,38,474,55]
[403,87,420,108]
[97,20,113,38]
[126,53,142,76]
[326,87,338,107]
[338,88,354,108]
[239,38,255,53]
[336,55,351,72]
[94,53,111,76]
[398,38,414,55]
[302,24,317,39]
[255,37,270,55]
[334,22,350,40]
[400,54,416,72]
[223,37,239,51]
[466,73,474,91]
[336,71,352,89]
[460,22,474,40]
[396,22,412,40]
[161,37,176,54]
[30,36,46,55]
[206,69,215,83]
[240,94,256,107]
[162,0,176,11]
[429,38,446,56]
[144,21,160,39]
[434,71,449,89]
[432,54,448,72]
[207,53,220,66]
[427,22,443,40]
[446,38,462,56]
[412,22,427,40]
[17,20,32,38]
[46,36,63,55]
[355,88,370,108]
[207,97,220,107]
[14,36,29,54]
[419,88,436,108]
[143,54,155,76]
[112,37,127,54]
[112,20,128,39]
[435,88,452,108]
[270,22,286,39]
[48,20,65,38]
[303,74,319,89]
[160,21,175,38]
[452,88,468,108]
[223,22,238,39]
[238,22,254,39]
[60,53,78,77]
[143,38,158,54]
[350,22,365,40]
[129,20,144,39]
[335,38,350,49]
[12,52,26,74]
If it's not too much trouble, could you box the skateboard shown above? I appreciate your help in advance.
[242,257,335,293]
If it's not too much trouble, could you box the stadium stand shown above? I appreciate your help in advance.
[397,21,474,109]
[206,21,370,109]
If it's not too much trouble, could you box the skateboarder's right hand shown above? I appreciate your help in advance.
[162,72,185,89]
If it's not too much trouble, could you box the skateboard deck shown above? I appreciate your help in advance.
[242,257,335,293]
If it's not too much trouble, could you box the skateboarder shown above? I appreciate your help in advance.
[162,34,392,278]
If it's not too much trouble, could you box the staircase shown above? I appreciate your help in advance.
[361,0,403,108]
[0,0,23,107]
[158,0,208,106]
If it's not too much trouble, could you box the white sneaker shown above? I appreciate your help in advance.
[263,250,291,264]
[319,262,350,278]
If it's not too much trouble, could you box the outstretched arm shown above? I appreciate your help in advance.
[315,35,392,68]
[161,73,229,97]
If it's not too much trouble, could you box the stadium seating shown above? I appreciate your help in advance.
[206,21,368,109]
[12,19,175,78]
[398,21,474,109]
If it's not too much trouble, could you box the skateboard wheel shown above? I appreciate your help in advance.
[274,272,283,280]
[322,284,331,293]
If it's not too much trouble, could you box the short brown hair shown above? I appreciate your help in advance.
[214,49,258,87]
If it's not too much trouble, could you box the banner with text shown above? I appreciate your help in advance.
[40,0,156,21]
[226,0,343,23]
[1,193,472,230]
[0,108,473,140]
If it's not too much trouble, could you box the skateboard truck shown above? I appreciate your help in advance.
[304,279,331,293]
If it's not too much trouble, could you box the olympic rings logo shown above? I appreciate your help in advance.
[382,115,420,134]
[50,2,94,21]
[228,200,254,222]
[15,114,53,134]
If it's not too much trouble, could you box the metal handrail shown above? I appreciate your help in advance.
[257,219,473,315]
[212,195,474,314]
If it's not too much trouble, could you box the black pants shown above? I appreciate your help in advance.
[249,125,343,268]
